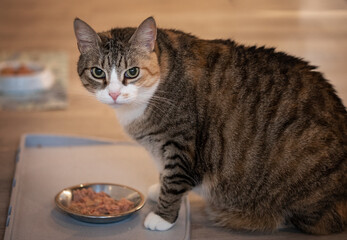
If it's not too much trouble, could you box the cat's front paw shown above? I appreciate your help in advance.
[144,211,175,231]
[148,183,160,202]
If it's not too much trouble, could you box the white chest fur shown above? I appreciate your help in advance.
[114,104,147,126]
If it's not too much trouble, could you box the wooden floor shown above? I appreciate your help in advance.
[0,0,346,239]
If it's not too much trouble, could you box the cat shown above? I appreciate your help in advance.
[73,16,347,234]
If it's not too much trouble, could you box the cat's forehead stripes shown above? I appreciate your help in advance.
[99,35,127,67]
[117,55,124,68]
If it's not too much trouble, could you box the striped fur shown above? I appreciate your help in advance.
[75,17,347,234]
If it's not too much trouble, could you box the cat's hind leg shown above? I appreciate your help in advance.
[206,205,283,232]
[290,200,347,234]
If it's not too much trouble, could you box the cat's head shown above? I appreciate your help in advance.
[73,17,160,110]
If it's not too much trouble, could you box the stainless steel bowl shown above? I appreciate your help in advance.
[55,183,145,223]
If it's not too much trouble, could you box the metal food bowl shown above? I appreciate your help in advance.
[55,183,145,223]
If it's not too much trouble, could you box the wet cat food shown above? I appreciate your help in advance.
[70,188,134,215]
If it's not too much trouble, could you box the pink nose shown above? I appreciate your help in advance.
[109,92,120,101]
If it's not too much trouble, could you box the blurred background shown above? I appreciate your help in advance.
[0,0,346,238]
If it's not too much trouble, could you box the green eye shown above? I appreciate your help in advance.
[124,67,140,79]
[91,67,106,79]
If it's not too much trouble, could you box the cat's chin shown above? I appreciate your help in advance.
[109,102,124,108]
[109,102,138,109]
[95,101,122,108]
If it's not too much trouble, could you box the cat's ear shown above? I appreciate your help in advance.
[73,18,101,54]
[129,17,157,52]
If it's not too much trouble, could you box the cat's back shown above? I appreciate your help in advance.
[193,35,347,130]
[154,29,347,149]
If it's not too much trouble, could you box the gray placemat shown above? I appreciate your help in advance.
[0,52,68,110]
[4,134,190,240]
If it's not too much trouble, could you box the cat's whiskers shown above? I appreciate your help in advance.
[133,96,163,117]
[136,85,176,107]
[136,81,175,104]
[134,92,169,118]
[138,98,166,117]
[150,95,176,107]
[145,99,174,123]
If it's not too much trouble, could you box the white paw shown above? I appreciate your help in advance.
[148,183,160,202]
[144,211,175,231]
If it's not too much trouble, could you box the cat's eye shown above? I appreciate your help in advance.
[91,67,106,79]
[124,67,140,79]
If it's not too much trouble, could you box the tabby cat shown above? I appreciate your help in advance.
[73,17,347,234]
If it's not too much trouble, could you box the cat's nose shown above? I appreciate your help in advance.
[109,92,120,101]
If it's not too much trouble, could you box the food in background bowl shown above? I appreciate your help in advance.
[0,64,35,76]
[0,61,54,94]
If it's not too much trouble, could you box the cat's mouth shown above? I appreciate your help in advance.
[108,98,133,108]
[109,102,124,108]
